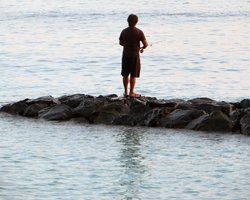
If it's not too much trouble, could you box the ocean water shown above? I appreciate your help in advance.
[0,0,250,199]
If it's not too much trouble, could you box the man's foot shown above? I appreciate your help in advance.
[129,93,141,98]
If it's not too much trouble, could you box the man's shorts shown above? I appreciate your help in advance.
[121,55,141,77]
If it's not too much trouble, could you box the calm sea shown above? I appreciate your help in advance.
[0,1,250,199]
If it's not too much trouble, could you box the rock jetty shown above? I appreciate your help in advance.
[1,94,249,135]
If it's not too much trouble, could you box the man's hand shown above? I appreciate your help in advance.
[140,48,144,53]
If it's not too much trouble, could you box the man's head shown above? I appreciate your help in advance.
[127,14,138,27]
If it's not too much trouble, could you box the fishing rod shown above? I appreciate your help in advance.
[140,40,163,53]
[149,40,163,47]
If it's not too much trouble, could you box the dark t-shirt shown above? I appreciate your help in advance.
[119,27,146,57]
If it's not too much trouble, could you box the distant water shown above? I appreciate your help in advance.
[0,0,249,102]
[0,1,250,199]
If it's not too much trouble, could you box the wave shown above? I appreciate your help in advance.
[1,10,249,22]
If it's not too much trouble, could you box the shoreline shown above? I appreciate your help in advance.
[1,94,249,135]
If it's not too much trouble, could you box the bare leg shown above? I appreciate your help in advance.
[123,76,129,96]
[129,77,140,97]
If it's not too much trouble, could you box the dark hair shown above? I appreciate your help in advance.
[127,14,138,27]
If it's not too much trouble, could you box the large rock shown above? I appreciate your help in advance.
[159,109,205,129]
[240,99,250,109]
[112,115,136,126]
[240,113,250,135]
[144,107,171,127]
[127,98,148,126]
[94,101,130,124]
[0,100,28,115]
[186,110,234,132]
[23,103,48,117]
[57,94,92,108]
[72,97,107,122]
[177,98,234,116]
[188,97,216,104]
[147,99,177,108]
[26,96,59,105]
[39,104,72,121]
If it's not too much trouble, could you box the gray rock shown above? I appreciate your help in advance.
[128,98,147,113]
[160,109,205,129]
[178,99,234,116]
[26,96,59,105]
[240,113,250,135]
[240,99,250,109]
[57,94,90,108]
[0,100,28,115]
[73,98,107,121]
[144,107,170,127]
[23,103,48,117]
[39,104,72,121]
[112,115,136,126]
[127,98,148,125]
[188,97,216,104]
[94,101,130,124]
[147,99,177,108]
[186,110,234,132]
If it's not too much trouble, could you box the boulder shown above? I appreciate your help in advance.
[144,107,171,127]
[147,99,177,108]
[186,110,234,132]
[127,98,148,126]
[26,96,59,105]
[188,97,216,104]
[128,98,147,114]
[39,104,72,121]
[240,113,250,135]
[72,97,107,122]
[178,98,234,116]
[0,100,28,115]
[23,103,48,117]
[159,109,205,129]
[57,94,91,108]
[112,115,136,126]
[240,99,250,109]
[94,101,130,124]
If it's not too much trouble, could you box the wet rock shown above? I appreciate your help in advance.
[73,98,107,122]
[240,113,250,135]
[0,100,28,115]
[26,96,59,105]
[127,98,148,125]
[128,98,147,113]
[71,117,90,124]
[230,108,249,132]
[186,110,234,132]
[39,104,72,121]
[144,107,171,127]
[194,102,233,115]
[113,115,136,126]
[159,109,205,129]
[57,94,91,108]
[94,101,130,124]
[1,94,248,134]
[177,98,234,116]
[188,97,216,104]
[23,103,48,117]
[97,94,118,99]
[240,99,250,109]
[147,99,177,108]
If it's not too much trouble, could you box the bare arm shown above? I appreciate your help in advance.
[141,39,148,49]
[119,40,124,46]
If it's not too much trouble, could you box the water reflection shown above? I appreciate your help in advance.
[117,128,146,199]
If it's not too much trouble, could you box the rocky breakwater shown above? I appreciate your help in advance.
[0,94,249,135]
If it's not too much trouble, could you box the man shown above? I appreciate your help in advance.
[119,14,148,98]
